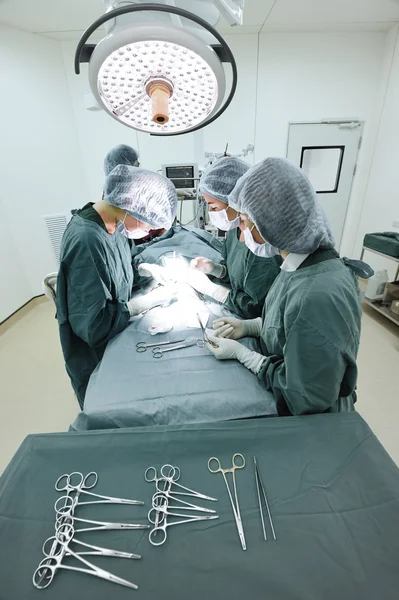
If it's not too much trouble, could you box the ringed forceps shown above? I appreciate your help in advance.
[42,532,141,560]
[148,499,219,547]
[55,471,143,506]
[55,513,149,534]
[208,453,246,550]
[145,465,217,501]
[33,524,139,590]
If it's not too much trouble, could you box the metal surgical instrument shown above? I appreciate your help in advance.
[145,465,217,501]
[55,513,149,534]
[42,534,141,560]
[148,504,219,547]
[208,453,246,550]
[55,472,143,505]
[253,456,276,541]
[33,524,139,590]
[136,339,184,352]
[152,338,204,358]
[196,313,219,349]
[152,491,216,514]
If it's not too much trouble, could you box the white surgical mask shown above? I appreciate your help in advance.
[117,213,149,239]
[126,228,149,240]
[243,227,279,258]
[209,208,240,231]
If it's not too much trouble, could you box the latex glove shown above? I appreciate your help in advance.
[206,335,265,375]
[180,268,229,303]
[127,284,177,317]
[190,257,225,278]
[213,317,262,340]
[138,263,175,285]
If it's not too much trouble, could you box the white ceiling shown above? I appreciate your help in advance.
[0,0,398,39]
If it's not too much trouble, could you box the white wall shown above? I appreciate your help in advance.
[353,26,399,280]
[0,24,88,320]
[255,32,386,257]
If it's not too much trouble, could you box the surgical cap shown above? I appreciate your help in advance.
[104,165,177,229]
[104,144,139,175]
[229,157,335,254]
[200,156,250,204]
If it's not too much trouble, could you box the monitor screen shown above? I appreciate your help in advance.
[165,165,195,189]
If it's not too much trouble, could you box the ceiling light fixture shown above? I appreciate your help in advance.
[75,3,237,136]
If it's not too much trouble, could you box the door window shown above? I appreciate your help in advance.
[300,146,344,193]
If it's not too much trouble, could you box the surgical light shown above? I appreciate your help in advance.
[75,3,237,136]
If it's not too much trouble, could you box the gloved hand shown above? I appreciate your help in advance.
[213,317,262,340]
[127,284,177,317]
[190,257,225,278]
[138,263,175,285]
[179,268,229,303]
[206,334,265,375]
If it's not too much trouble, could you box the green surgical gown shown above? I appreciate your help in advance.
[218,229,282,318]
[258,249,362,416]
[56,205,133,408]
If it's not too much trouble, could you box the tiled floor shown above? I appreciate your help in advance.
[0,297,398,473]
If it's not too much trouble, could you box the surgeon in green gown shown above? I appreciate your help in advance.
[56,165,177,408]
[206,158,373,416]
[139,156,282,318]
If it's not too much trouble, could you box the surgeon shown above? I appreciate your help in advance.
[206,157,372,416]
[56,165,177,408]
[189,156,282,317]
[104,144,140,175]
[139,156,282,318]
[104,144,168,245]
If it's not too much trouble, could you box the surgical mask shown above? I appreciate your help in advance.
[243,227,279,258]
[209,208,240,231]
[117,213,148,239]
[126,228,149,240]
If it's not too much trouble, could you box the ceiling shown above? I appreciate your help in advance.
[0,0,398,40]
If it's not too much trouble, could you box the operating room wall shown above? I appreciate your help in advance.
[0,25,88,320]
[352,25,399,279]
[254,31,387,258]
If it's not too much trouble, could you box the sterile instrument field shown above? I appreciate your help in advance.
[1,413,399,599]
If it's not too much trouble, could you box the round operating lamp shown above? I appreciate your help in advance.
[75,3,237,136]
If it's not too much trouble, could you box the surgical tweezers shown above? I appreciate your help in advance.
[253,456,276,541]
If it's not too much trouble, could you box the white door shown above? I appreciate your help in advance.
[286,122,363,250]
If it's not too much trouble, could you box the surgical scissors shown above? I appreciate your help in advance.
[152,339,204,358]
[55,471,143,505]
[33,524,139,590]
[55,513,150,534]
[136,339,184,352]
[208,453,246,550]
[145,465,217,501]
[197,313,219,349]
[148,504,219,546]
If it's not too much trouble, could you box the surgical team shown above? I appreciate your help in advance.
[56,144,371,415]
